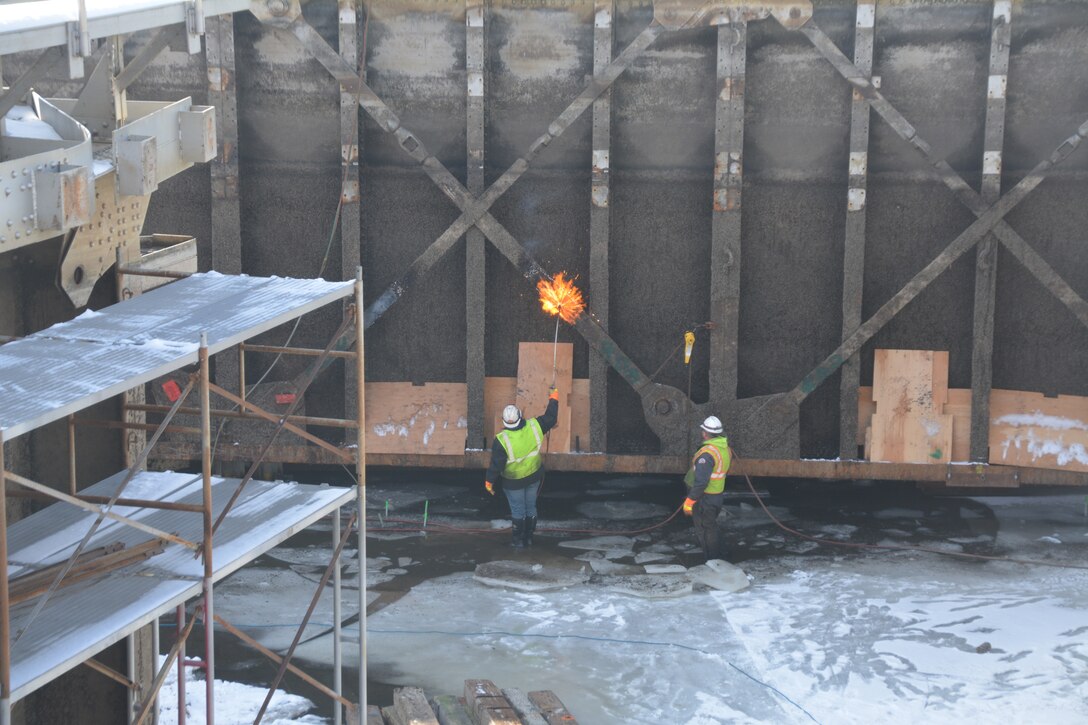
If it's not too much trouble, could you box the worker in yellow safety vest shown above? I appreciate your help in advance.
[683,415,731,562]
[484,387,560,548]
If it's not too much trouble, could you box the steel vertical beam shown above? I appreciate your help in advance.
[465,0,487,450]
[205,14,242,394]
[589,0,613,452]
[332,511,342,725]
[0,431,10,725]
[340,0,363,427]
[198,334,214,725]
[176,604,186,725]
[354,269,367,724]
[970,0,1012,462]
[838,0,875,459]
[710,19,746,406]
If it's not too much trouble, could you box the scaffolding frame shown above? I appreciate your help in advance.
[0,270,368,724]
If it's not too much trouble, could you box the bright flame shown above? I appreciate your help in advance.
[537,272,586,324]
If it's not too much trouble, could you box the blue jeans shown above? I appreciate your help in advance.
[503,479,542,519]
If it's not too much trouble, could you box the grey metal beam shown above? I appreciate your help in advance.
[465,0,486,451]
[270,16,666,325]
[837,0,875,460]
[786,21,1088,403]
[115,24,182,93]
[205,14,242,393]
[710,18,746,407]
[0,48,61,120]
[0,0,244,55]
[786,120,1088,406]
[588,0,614,453]
[339,0,362,425]
[969,0,1012,462]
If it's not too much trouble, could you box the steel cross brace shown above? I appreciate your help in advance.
[736,18,1088,455]
[786,21,1088,404]
[251,2,711,451]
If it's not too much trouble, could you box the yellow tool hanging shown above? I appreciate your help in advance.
[684,330,695,365]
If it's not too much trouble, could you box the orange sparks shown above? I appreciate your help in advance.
[537,272,586,324]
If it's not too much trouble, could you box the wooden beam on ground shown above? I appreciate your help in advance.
[588,0,614,452]
[528,691,579,725]
[838,0,875,459]
[970,0,1013,462]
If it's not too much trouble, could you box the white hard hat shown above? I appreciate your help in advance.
[502,404,522,428]
[700,415,723,435]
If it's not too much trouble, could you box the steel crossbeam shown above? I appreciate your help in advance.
[780,20,1088,407]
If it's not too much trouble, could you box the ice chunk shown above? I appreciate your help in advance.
[558,535,636,551]
[687,559,749,592]
[398,557,414,567]
[603,574,693,599]
[474,560,590,592]
[1038,535,1062,544]
[587,559,642,575]
[634,552,670,564]
[576,501,670,520]
[644,564,687,574]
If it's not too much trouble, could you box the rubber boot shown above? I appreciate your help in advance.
[524,516,537,547]
[510,518,526,548]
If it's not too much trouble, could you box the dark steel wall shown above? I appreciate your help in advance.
[131,0,1088,457]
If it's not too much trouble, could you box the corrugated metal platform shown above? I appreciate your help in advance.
[0,272,354,440]
[6,470,355,701]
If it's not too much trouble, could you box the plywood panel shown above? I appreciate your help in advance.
[365,382,467,454]
[516,342,573,453]
[570,378,590,452]
[484,376,517,445]
[482,375,587,450]
[943,388,971,462]
[870,349,952,463]
[988,389,1088,472]
[858,386,874,447]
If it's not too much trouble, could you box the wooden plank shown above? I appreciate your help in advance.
[870,350,952,464]
[365,383,467,455]
[516,342,573,453]
[432,695,475,725]
[464,680,503,712]
[857,386,874,447]
[484,377,518,445]
[502,687,548,725]
[393,686,439,725]
[527,691,578,725]
[570,378,590,453]
[478,707,520,725]
[943,388,971,462]
[988,389,1088,472]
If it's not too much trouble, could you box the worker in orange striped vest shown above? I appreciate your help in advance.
[683,415,731,562]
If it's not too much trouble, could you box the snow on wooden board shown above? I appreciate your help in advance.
[0,272,353,440]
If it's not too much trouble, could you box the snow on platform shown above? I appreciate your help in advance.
[0,272,354,440]
[6,470,354,701]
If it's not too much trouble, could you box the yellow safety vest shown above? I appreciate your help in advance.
[497,418,544,480]
[685,436,730,495]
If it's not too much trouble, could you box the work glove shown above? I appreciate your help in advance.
[682,497,696,516]
[485,481,495,496]
[549,387,559,401]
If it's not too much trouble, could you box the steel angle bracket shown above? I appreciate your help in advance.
[0,94,94,254]
[653,0,811,29]
[53,96,215,306]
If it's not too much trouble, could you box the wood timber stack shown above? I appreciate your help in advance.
[374,679,578,725]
